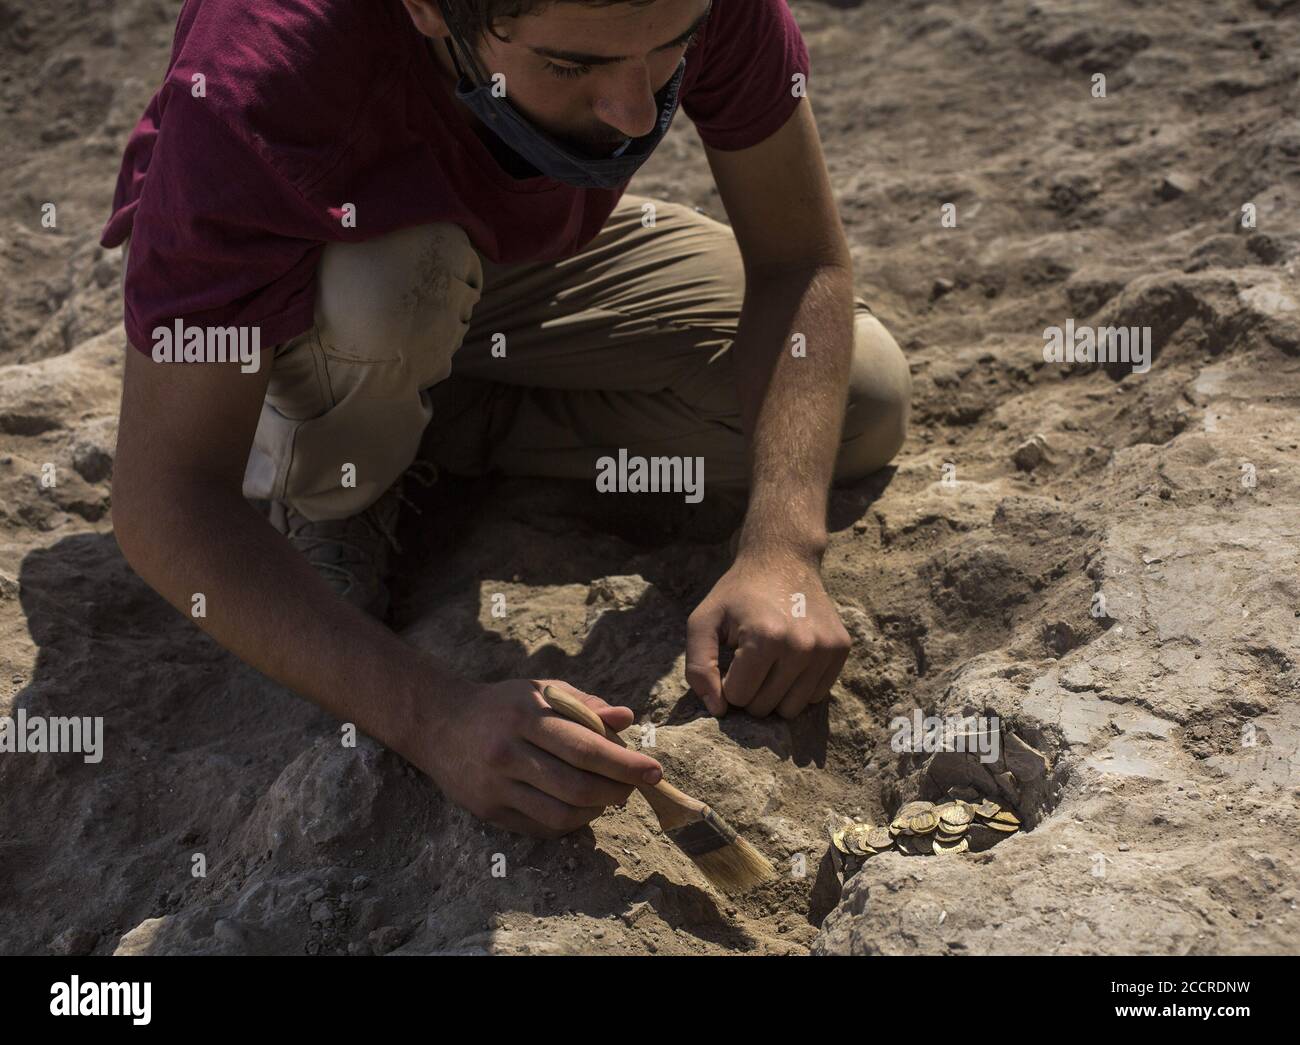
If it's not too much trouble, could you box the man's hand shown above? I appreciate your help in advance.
[686,550,850,720]
[411,678,664,838]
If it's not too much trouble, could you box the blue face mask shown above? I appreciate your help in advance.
[434,27,687,190]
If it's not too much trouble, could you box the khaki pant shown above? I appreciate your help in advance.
[135,195,913,521]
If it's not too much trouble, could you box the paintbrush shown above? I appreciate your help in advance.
[541,685,776,894]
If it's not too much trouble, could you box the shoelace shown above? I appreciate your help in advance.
[286,460,441,571]
[384,459,442,552]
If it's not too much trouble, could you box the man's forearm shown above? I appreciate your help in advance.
[731,263,855,563]
[112,485,463,764]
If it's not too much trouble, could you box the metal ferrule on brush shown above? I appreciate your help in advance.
[665,807,738,856]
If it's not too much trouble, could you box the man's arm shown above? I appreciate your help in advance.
[685,98,854,719]
[112,340,435,751]
[705,96,854,560]
[111,340,659,835]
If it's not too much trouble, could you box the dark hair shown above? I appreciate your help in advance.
[438,0,660,45]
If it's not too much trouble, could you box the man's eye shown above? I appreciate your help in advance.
[544,61,590,80]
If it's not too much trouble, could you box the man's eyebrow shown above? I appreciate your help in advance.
[528,3,711,66]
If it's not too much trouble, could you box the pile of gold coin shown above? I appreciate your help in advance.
[829,796,1021,864]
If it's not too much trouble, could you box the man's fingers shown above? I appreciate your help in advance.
[503,781,604,837]
[721,641,776,709]
[684,604,727,716]
[593,703,635,731]
[772,659,827,719]
[530,714,662,787]
[547,680,636,732]
[747,651,817,718]
[514,740,636,807]
[813,647,848,704]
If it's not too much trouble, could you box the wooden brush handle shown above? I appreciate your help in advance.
[541,685,704,829]
[542,686,625,743]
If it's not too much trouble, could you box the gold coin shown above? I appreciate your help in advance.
[985,820,1019,833]
[846,824,874,856]
[866,826,894,851]
[889,821,905,838]
[940,804,973,828]
[974,799,1001,819]
[933,836,969,855]
[908,811,939,835]
[936,824,968,841]
[831,828,851,855]
[909,834,934,855]
[897,800,935,820]
[991,809,1021,826]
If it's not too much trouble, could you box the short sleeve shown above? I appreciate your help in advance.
[120,84,334,357]
[681,0,811,152]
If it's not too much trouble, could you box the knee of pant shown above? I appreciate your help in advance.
[314,222,483,366]
[834,311,913,484]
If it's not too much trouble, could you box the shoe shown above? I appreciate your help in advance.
[266,461,440,619]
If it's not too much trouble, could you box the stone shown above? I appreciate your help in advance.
[49,927,98,956]
[1158,172,1197,200]
[1012,434,1052,472]
[1003,732,1050,783]
[368,925,405,955]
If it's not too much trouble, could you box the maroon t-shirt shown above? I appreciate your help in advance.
[101,0,811,357]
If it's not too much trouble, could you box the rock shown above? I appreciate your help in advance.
[1042,620,1078,655]
[351,897,383,933]
[1012,434,1052,472]
[994,770,1022,805]
[368,925,405,955]
[72,443,112,483]
[621,901,652,927]
[114,918,167,956]
[49,927,98,956]
[925,749,1000,796]
[1158,172,1197,200]
[237,737,395,861]
[1003,732,1050,783]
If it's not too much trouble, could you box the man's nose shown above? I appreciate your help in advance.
[592,64,660,139]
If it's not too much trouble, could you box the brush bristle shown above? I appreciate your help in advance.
[690,834,778,893]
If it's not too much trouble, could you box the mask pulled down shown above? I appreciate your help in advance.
[434,28,687,190]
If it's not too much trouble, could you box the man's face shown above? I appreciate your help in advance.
[431,0,710,156]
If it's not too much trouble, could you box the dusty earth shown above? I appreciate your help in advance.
[2,0,1299,956]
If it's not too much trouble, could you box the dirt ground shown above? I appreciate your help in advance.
[2,0,1298,956]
